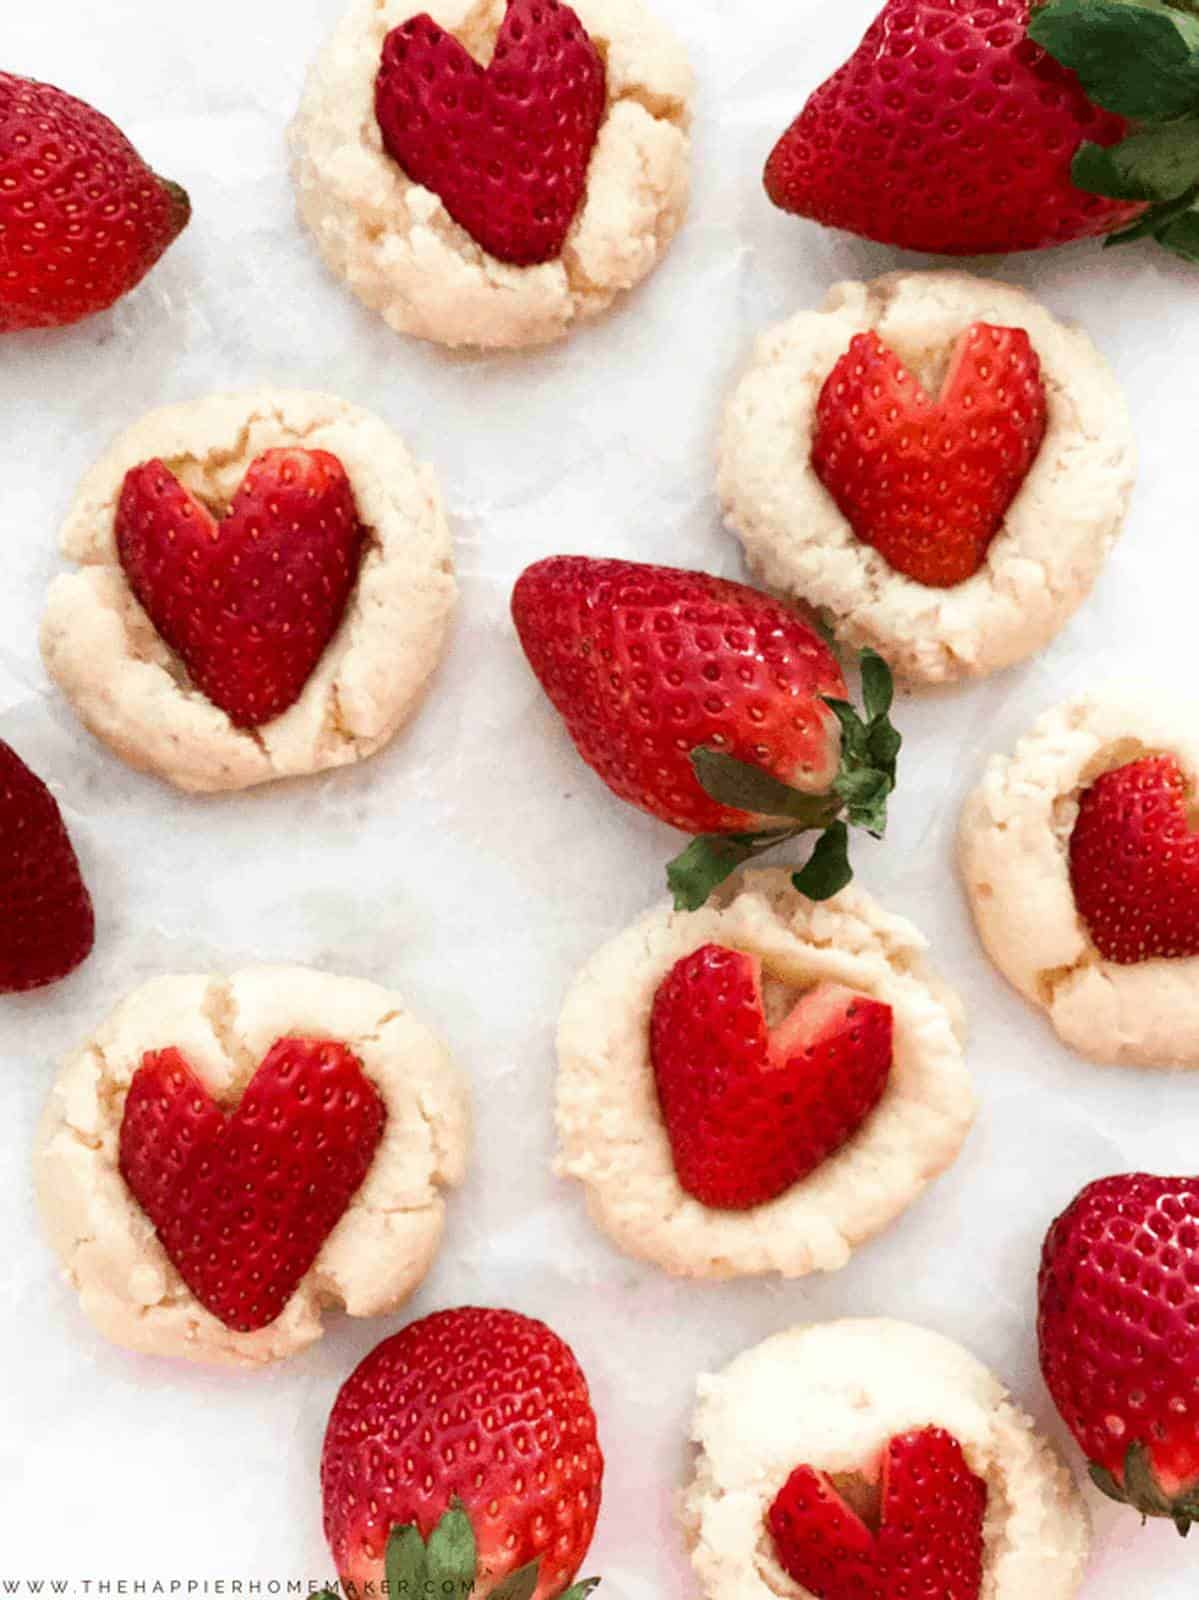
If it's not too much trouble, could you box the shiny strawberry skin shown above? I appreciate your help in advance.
[812,324,1048,589]
[119,1038,386,1333]
[1040,1174,1199,1517]
[0,741,94,993]
[650,944,893,1209]
[322,1307,603,1600]
[764,0,1144,256]
[769,1427,987,1600]
[1069,755,1199,965]
[0,73,189,332]
[511,557,846,834]
[116,448,366,729]
[375,0,606,266]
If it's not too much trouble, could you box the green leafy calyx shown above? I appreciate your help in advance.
[666,649,903,911]
[1030,0,1199,261]
[1089,1442,1199,1536]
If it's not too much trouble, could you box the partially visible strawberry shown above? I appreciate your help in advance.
[375,0,606,266]
[1039,1172,1199,1533]
[0,741,94,993]
[0,73,190,332]
[119,1037,386,1333]
[512,557,904,909]
[650,944,893,1209]
[768,1427,987,1600]
[116,448,366,729]
[1069,754,1199,964]
[321,1306,603,1600]
[763,0,1146,257]
[812,324,1048,589]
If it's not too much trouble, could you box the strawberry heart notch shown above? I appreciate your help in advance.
[374,0,607,267]
[768,1427,987,1600]
[116,448,366,729]
[1069,755,1199,965]
[119,1037,387,1333]
[650,944,893,1211]
[812,323,1049,589]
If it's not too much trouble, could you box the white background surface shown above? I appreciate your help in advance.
[3,1,1198,1595]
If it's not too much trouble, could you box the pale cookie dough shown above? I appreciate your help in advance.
[555,870,974,1279]
[41,389,456,793]
[683,1319,1090,1600]
[960,691,1199,1067]
[290,0,693,350]
[719,271,1136,684]
[33,966,471,1367]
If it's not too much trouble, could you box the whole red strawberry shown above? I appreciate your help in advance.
[116,448,366,728]
[512,557,903,909]
[768,1427,987,1599]
[119,1038,386,1333]
[764,0,1145,256]
[651,945,893,1209]
[813,324,1048,589]
[1069,755,1199,964]
[321,1307,603,1600]
[0,741,94,993]
[375,0,606,265]
[0,73,190,332]
[1039,1173,1199,1532]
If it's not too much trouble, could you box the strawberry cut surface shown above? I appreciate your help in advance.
[0,72,190,332]
[1039,1173,1199,1529]
[1069,755,1199,965]
[116,448,366,729]
[322,1306,603,1600]
[768,1427,987,1600]
[763,0,1145,256]
[650,944,893,1210]
[119,1037,386,1333]
[812,323,1048,589]
[511,556,846,835]
[0,742,94,993]
[374,0,606,267]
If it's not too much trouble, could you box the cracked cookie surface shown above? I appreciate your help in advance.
[682,1319,1089,1600]
[40,389,456,793]
[290,0,694,350]
[555,870,974,1279]
[33,965,471,1367]
[718,272,1136,685]
[960,693,1199,1067]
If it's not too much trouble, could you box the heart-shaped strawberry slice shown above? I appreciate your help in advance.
[812,323,1048,589]
[116,448,366,729]
[1070,754,1199,965]
[649,944,893,1210]
[769,1428,987,1600]
[119,1037,387,1333]
[374,0,607,267]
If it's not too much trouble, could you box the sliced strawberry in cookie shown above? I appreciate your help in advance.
[768,1427,987,1600]
[650,944,893,1210]
[119,1037,386,1332]
[812,324,1048,589]
[1069,754,1199,964]
[375,0,607,267]
[116,448,366,728]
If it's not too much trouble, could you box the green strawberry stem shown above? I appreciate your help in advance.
[1030,0,1199,261]
[666,649,902,912]
[1090,1441,1199,1536]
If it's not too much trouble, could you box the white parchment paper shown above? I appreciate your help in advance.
[3,2,1198,1595]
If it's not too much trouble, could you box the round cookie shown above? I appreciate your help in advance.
[682,1319,1090,1600]
[41,389,456,793]
[555,869,974,1279]
[718,271,1136,684]
[960,691,1199,1068]
[33,965,471,1367]
[290,0,693,351]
